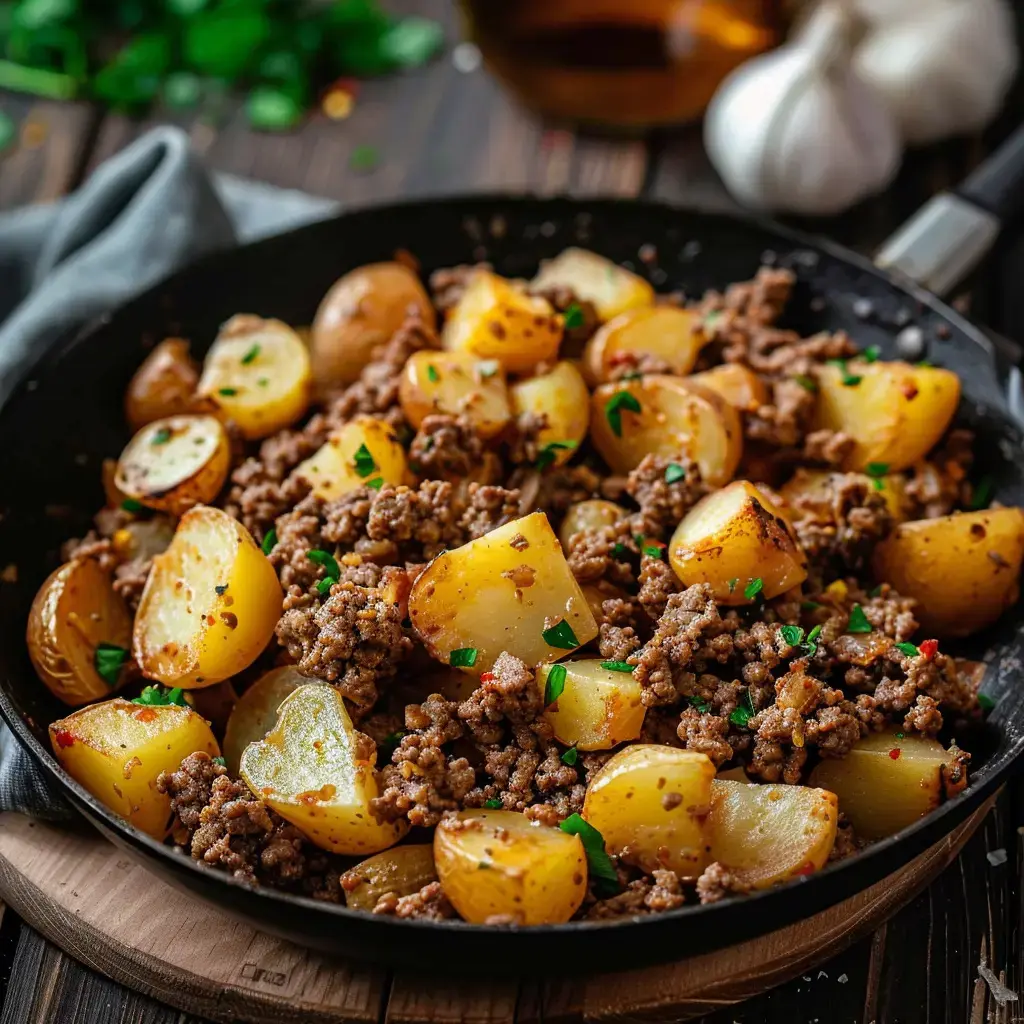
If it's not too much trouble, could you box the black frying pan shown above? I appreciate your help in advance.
[3,128,1024,976]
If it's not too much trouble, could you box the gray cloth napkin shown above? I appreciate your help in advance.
[0,126,338,819]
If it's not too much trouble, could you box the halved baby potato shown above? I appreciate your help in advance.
[291,416,408,500]
[124,338,200,431]
[434,809,587,925]
[240,684,407,856]
[50,698,219,839]
[530,247,655,322]
[133,505,283,688]
[558,499,627,551]
[590,376,742,484]
[342,844,439,912]
[409,511,598,674]
[399,350,512,439]
[669,480,808,603]
[510,360,590,467]
[27,558,134,706]
[197,315,311,439]
[582,306,705,384]
[115,415,230,516]
[689,363,770,414]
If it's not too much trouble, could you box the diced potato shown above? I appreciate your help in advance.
[583,745,715,878]
[538,659,645,750]
[530,247,655,321]
[669,480,808,604]
[780,468,908,523]
[290,416,408,500]
[399,350,512,439]
[27,559,134,706]
[808,731,955,840]
[115,415,230,516]
[559,499,627,551]
[434,810,587,925]
[197,315,311,439]
[706,779,838,888]
[125,338,200,431]
[590,376,742,484]
[408,511,598,674]
[871,508,1024,636]
[582,307,705,384]
[240,684,407,855]
[510,361,590,466]
[311,262,436,388]
[342,845,438,911]
[689,364,770,414]
[442,271,562,374]
[814,360,960,472]
[109,516,176,564]
[133,506,283,688]
[49,699,219,839]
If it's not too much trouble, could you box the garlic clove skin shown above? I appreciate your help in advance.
[854,0,1019,145]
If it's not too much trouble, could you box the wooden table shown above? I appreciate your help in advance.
[2,3,1023,1021]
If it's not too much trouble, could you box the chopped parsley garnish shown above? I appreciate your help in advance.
[828,359,862,386]
[544,664,567,705]
[801,600,821,611]
[600,661,634,673]
[863,345,880,363]
[612,543,626,558]
[241,344,260,365]
[743,577,764,600]
[536,439,578,471]
[978,692,995,712]
[426,364,440,382]
[866,462,889,478]
[449,647,478,668]
[779,624,805,647]
[352,443,377,479]
[664,463,686,484]
[483,798,503,809]
[559,814,619,893]
[542,620,580,650]
[895,642,920,657]
[132,685,188,707]
[642,542,664,559]
[689,695,711,713]
[94,643,128,687]
[316,576,337,595]
[729,688,756,728]
[894,732,904,741]
[151,426,172,445]
[794,374,818,393]
[802,624,823,655]
[261,528,277,556]
[727,578,739,593]
[563,303,585,330]
[366,477,384,490]
[561,746,579,766]
[218,387,239,396]
[120,498,143,513]
[604,390,642,438]
[971,476,994,510]
[212,756,227,767]
[477,360,500,379]
[868,583,884,598]
[307,549,340,580]
[846,604,872,634]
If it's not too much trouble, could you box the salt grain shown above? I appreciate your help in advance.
[452,43,482,74]
[896,325,926,359]
[987,848,1008,866]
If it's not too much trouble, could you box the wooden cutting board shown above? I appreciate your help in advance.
[0,803,993,1024]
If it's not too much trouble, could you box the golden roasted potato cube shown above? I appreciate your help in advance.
[510,360,590,467]
[342,844,438,912]
[50,698,219,839]
[434,810,587,924]
[197,315,311,440]
[689,364,770,413]
[409,511,598,674]
[27,558,134,706]
[134,505,283,688]
[780,468,908,523]
[530,247,655,321]
[399,350,512,439]
[669,480,808,604]
[814,360,960,472]
[583,745,715,878]
[115,415,230,516]
[558,499,627,551]
[442,271,562,374]
[538,659,645,750]
[808,731,956,840]
[582,307,705,384]
[240,684,407,855]
[125,338,200,431]
[291,416,408,500]
[311,262,436,388]
[706,779,838,888]
[590,376,742,484]
[872,507,1024,636]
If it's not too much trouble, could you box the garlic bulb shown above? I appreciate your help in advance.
[704,2,901,217]
[854,0,1019,145]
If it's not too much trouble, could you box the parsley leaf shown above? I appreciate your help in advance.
[561,746,579,766]
[483,798,503,809]
[316,576,336,595]
[559,814,619,893]
[727,578,739,593]
[828,359,862,386]
[151,426,172,445]
[563,303,585,330]
[794,374,818,392]
[612,543,626,558]
[895,642,920,657]
[212,756,227,767]
[121,498,143,513]
[642,542,664,559]
[536,439,578,471]
[801,600,821,611]
[978,692,995,712]
[689,695,711,713]
[542,620,580,650]
[218,387,238,397]
[352,443,377,479]
[744,577,764,600]
[971,476,994,510]
[846,604,872,634]
[865,462,889,478]
[450,647,478,668]
[803,624,823,655]
[261,528,277,556]
[600,661,634,673]
[604,390,642,438]
[863,345,880,363]
[133,685,188,707]
[779,624,805,647]
[94,643,128,688]
[366,477,384,490]
[868,583,884,598]
[729,688,756,728]
[664,463,686,484]
[241,344,260,365]
[544,663,567,705]
[307,549,340,581]
[426,364,440,382]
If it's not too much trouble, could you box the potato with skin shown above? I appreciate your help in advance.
[115,415,230,516]
[28,559,134,706]
[197,316,311,439]
[669,480,808,604]
[510,361,590,467]
[814,359,960,472]
[240,684,407,856]
[399,350,512,439]
[871,508,1024,636]
[590,376,742,484]
[558,499,626,551]
[583,745,715,878]
[538,660,645,750]
[442,271,562,374]
[582,306,705,384]
[434,810,587,925]
[49,699,219,839]
[311,262,436,388]
[531,247,655,321]
[134,505,283,688]
[342,845,438,911]
[689,363,769,413]
[706,779,838,888]
[780,467,909,524]
[409,511,598,674]
[125,338,199,431]
[291,416,408,500]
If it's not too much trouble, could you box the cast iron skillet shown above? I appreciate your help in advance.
[3,130,1024,974]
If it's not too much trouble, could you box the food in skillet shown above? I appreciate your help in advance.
[30,246,1022,924]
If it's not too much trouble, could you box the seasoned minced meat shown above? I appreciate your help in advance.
[372,881,455,920]
[587,869,686,918]
[625,454,707,539]
[409,414,484,478]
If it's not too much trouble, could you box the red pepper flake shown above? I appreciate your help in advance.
[793,861,816,876]
[919,638,939,659]
[480,672,496,682]
[54,729,75,749]
[133,707,158,723]
[889,747,901,760]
